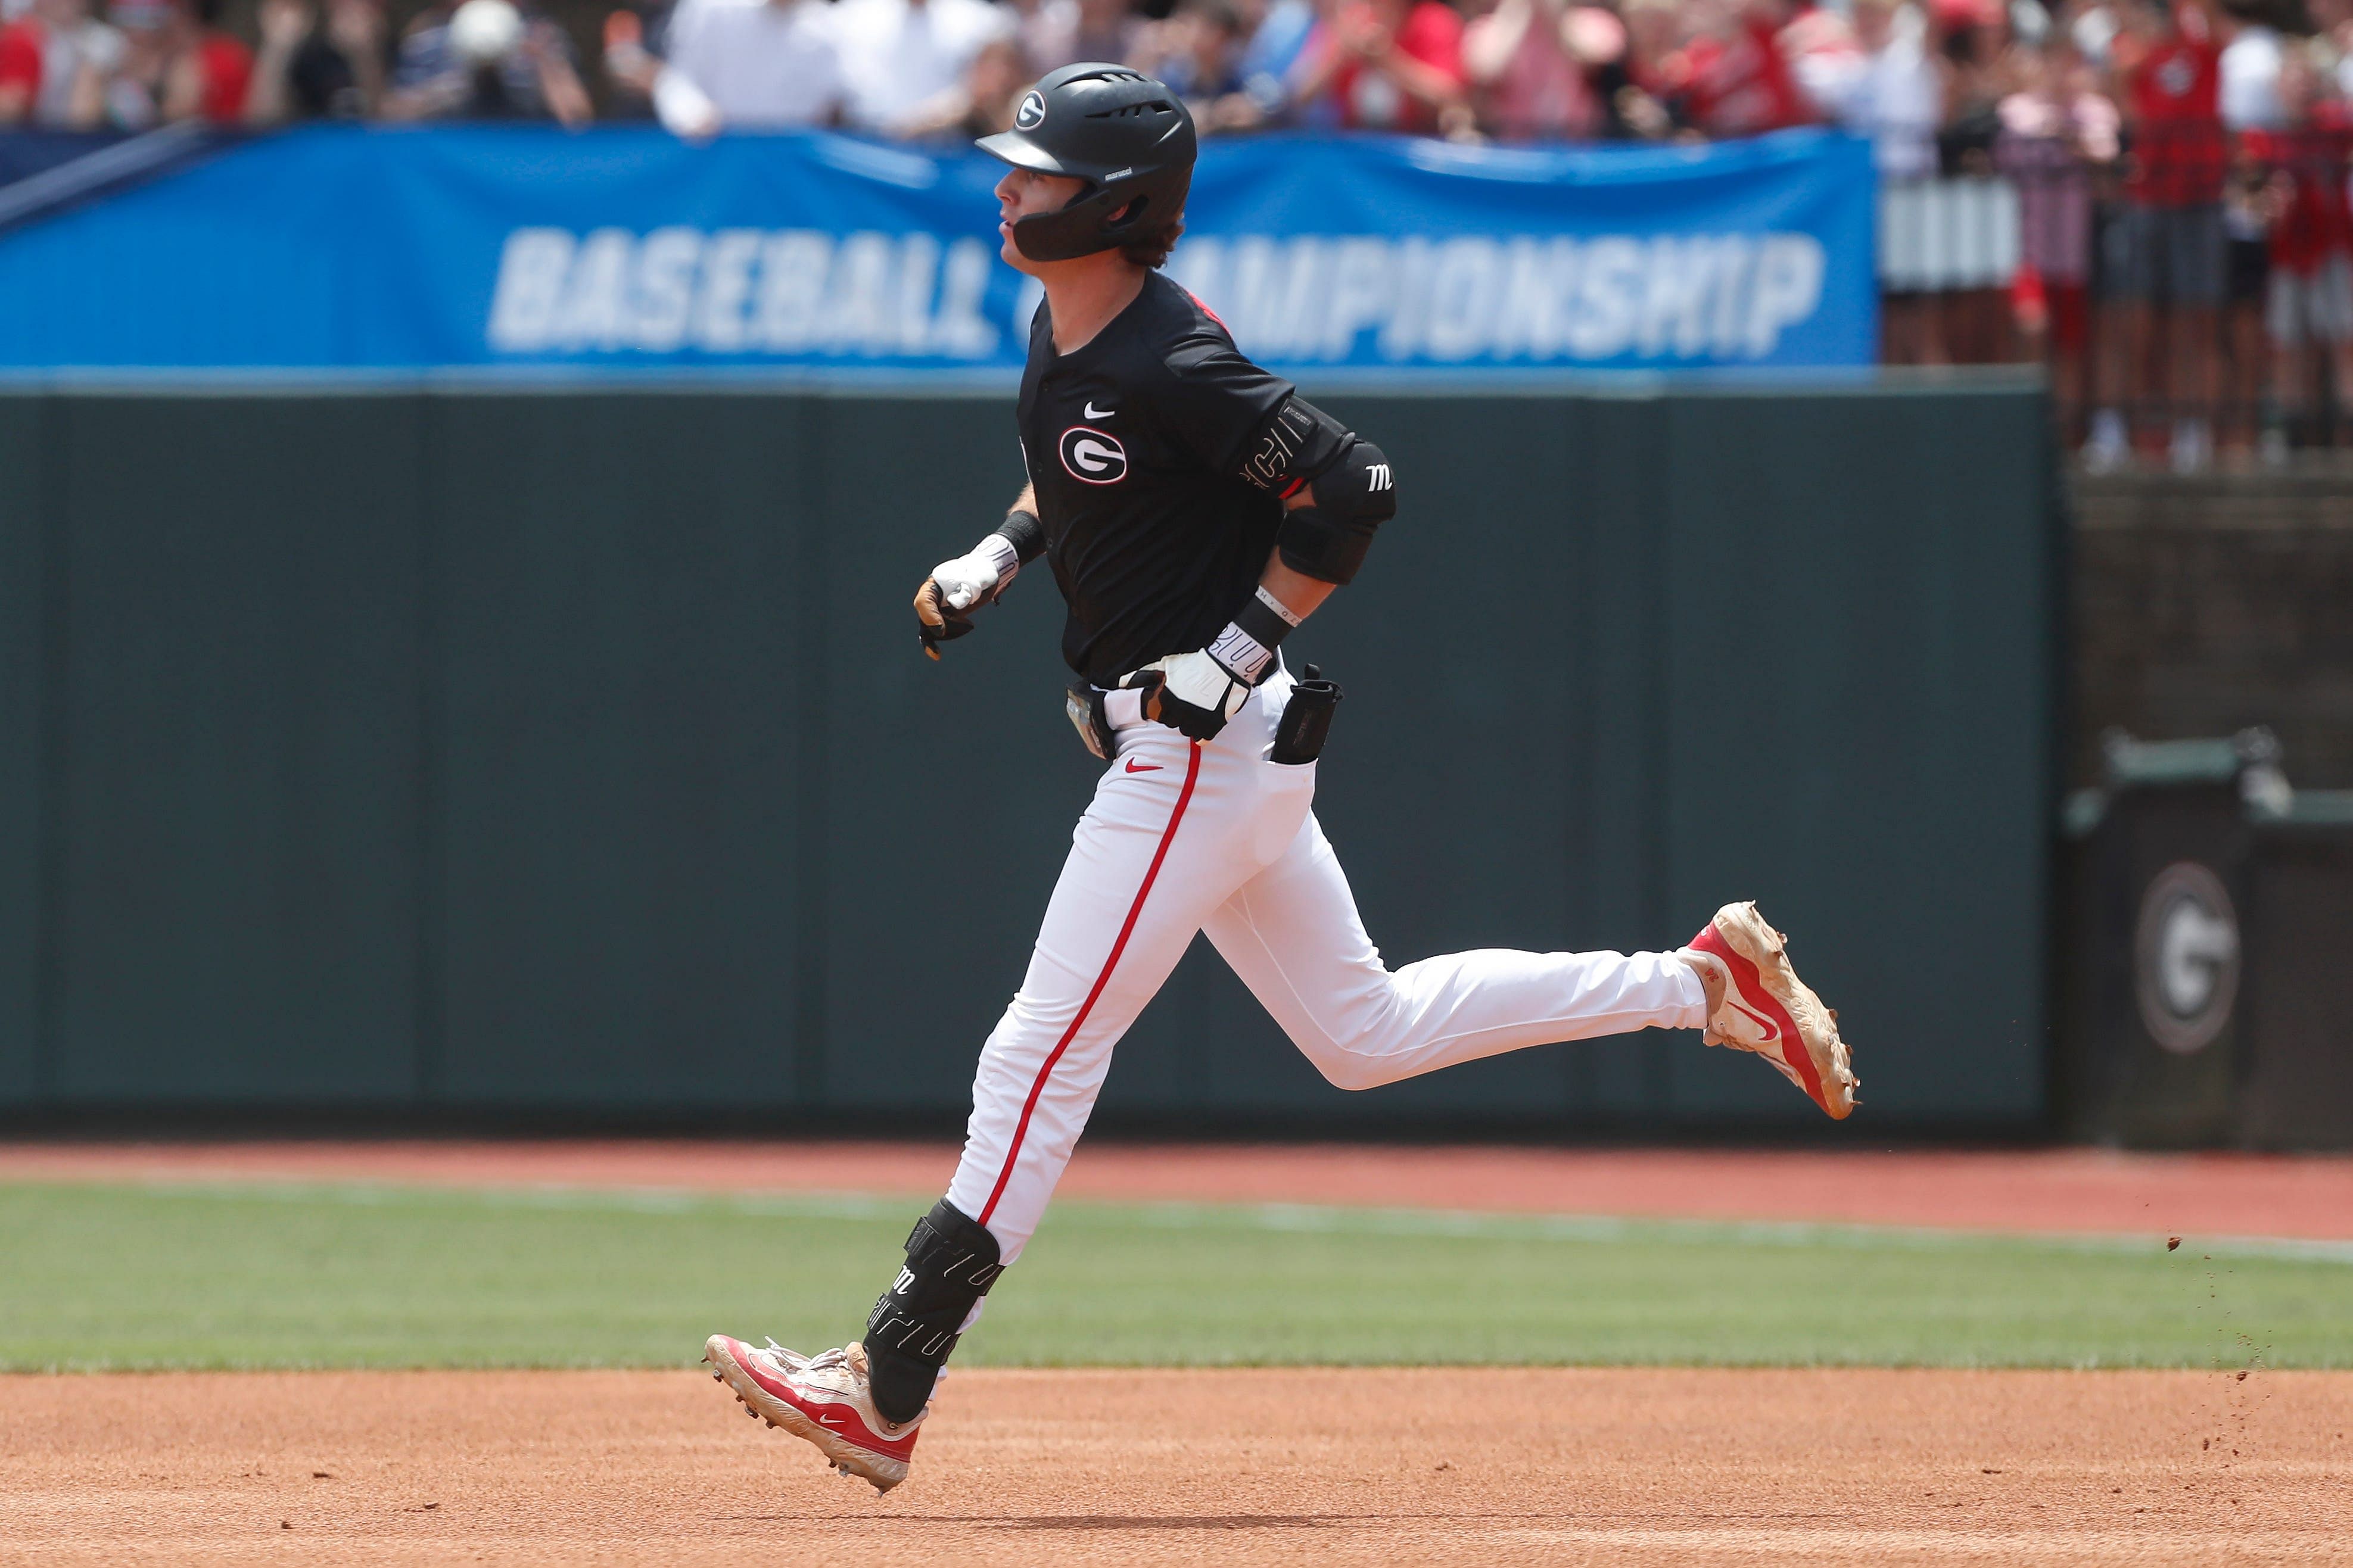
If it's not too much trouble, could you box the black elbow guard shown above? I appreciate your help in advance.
[1276,439,1395,586]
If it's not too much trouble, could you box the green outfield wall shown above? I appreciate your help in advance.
[0,381,2060,1130]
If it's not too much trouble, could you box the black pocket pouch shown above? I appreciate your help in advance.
[1270,665,1342,766]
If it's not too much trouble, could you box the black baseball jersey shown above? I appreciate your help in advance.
[1016,270,1296,687]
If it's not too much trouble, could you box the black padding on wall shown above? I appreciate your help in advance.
[2237,825,2353,1146]
[0,396,43,1103]
[429,394,816,1107]
[45,394,429,1102]
[0,382,2060,1129]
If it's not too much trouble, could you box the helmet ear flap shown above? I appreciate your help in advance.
[1013,178,1187,263]
[1011,181,1128,261]
[1104,194,1149,233]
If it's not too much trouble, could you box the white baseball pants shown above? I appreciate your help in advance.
[943,666,1708,1264]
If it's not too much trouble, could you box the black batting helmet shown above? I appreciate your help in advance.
[978,64,1197,264]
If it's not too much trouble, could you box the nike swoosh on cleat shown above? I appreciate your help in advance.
[1727,1000,1779,1041]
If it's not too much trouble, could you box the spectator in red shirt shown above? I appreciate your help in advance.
[2088,0,2230,471]
[1293,0,1470,136]
[1614,0,1686,136]
[0,14,39,124]
[1665,0,1814,139]
[0,0,117,127]
[73,0,256,124]
[172,0,254,120]
[1460,0,1607,142]
[2245,48,2353,453]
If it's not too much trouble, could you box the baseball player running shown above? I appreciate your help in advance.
[706,64,1859,1493]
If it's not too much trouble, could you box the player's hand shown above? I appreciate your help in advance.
[1124,650,1252,741]
[914,544,1014,661]
[930,545,1008,614]
[913,577,976,660]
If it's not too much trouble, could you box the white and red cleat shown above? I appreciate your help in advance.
[704,1335,925,1494]
[1677,900,1859,1120]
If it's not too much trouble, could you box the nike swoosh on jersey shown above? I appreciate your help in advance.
[1085,401,1115,419]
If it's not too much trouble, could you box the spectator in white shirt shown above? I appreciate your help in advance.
[830,0,1011,136]
[2217,18,2282,131]
[653,0,841,136]
[1813,0,1943,181]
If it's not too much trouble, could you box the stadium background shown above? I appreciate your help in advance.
[2,28,2352,1560]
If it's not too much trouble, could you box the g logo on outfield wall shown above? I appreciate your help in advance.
[1059,426,1128,484]
[2134,861,2240,1055]
[1015,91,1046,129]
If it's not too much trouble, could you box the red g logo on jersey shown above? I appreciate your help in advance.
[1059,426,1128,484]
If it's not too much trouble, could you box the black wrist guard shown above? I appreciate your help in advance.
[1204,587,1299,687]
[864,1199,1004,1424]
[997,506,1045,563]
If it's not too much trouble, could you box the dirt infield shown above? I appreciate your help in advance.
[4,1367,2348,1566]
[5,1139,2351,1239]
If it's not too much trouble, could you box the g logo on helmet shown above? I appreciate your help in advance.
[1015,91,1046,129]
[1059,426,1128,484]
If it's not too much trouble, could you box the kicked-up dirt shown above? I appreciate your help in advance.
[3,1367,2349,1566]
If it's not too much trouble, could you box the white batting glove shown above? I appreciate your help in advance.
[930,534,1022,613]
[1127,649,1252,741]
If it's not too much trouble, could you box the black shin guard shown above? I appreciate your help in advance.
[864,1199,1004,1424]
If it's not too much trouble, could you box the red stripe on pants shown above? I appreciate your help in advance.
[977,743,1203,1226]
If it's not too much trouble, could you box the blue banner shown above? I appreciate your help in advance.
[0,126,1874,373]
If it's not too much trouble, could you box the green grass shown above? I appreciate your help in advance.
[2,1179,2348,1371]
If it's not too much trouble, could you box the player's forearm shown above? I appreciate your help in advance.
[1259,551,1334,625]
[1204,439,1391,677]
[1150,548,1332,736]
[1198,537,1330,691]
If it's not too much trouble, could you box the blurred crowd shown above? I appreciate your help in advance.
[5,0,2353,461]
[0,0,2115,142]
[0,0,2320,149]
